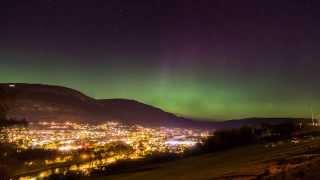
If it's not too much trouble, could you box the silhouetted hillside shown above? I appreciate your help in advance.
[0,83,309,129]
[0,83,215,128]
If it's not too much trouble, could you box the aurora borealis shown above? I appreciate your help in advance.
[1,0,320,120]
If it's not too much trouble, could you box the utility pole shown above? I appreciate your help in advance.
[311,107,316,127]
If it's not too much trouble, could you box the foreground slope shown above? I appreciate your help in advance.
[97,138,320,180]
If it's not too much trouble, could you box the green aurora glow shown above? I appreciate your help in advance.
[0,52,318,120]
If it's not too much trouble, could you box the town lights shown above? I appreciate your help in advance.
[1,121,209,179]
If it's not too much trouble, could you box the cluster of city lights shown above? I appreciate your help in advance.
[0,121,209,179]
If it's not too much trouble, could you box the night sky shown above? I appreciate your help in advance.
[1,0,320,120]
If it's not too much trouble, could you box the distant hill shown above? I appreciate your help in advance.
[0,83,309,129]
[217,117,311,129]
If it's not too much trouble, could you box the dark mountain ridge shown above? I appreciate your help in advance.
[0,83,309,129]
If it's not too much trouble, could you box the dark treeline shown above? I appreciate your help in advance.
[197,122,300,154]
[199,126,257,153]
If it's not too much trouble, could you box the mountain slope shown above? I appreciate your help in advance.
[98,99,174,126]
[0,83,306,129]
[0,83,215,128]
